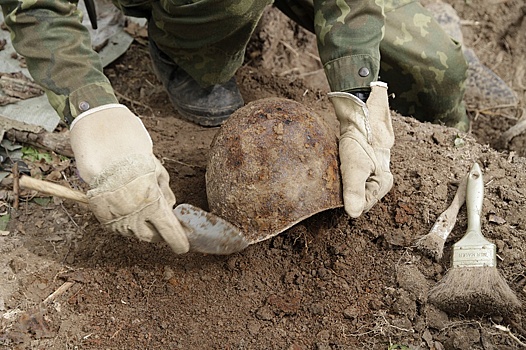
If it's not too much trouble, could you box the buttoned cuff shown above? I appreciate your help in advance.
[324,54,380,93]
[65,82,119,124]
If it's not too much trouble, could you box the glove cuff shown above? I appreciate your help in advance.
[328,91,365,107]
[70,103,129,130]
[328,91,372,143]
[370,81,388,88]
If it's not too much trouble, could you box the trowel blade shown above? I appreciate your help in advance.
[174,204,250,255]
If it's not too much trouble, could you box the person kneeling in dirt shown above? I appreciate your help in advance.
[0,0,469,253]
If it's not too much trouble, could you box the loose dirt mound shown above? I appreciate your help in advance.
[1,1,525,349]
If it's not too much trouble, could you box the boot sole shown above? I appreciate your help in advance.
[170,97,243,127]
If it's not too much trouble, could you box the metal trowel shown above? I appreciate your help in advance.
[19,175,248,255]
[173,204,249,254]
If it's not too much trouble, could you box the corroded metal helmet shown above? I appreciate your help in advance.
[206,98,343,244]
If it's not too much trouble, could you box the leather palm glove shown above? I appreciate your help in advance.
[328,82,394,218]
[70,104,190,254]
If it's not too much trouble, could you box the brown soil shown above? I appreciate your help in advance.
[1,1,526,349]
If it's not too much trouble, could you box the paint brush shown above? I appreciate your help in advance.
[415,173,468,261]
[428,162,520,316]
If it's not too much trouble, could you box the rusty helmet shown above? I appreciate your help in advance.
[206,98,343,244]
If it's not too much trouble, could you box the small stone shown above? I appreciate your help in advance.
[163,266,175,280]
[368,298,384,310]
[226,257,238,271]
[255,306,274,321]
[317,268,331,281]
[343,306,358,319]
[309,303,324,316]
[425,304,449,330]
[490,315,503,324]
[247,321,260,335]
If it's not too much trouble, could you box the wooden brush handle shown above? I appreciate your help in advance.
[445,174,468,215]
[19,175,89,205]
[466,163,484,232]
[430,174,468,240]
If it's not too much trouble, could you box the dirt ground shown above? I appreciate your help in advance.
[1,1,526,349]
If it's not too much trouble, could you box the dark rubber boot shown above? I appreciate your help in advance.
[149,38,244,127]
[463,48,519,108]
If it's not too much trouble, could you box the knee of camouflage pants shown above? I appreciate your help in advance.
[380,1,470,132]
[113,0,272,86]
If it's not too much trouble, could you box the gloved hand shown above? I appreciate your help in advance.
[69,104,190,254]
[328,82,394,218]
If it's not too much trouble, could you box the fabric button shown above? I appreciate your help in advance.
[79,101,90,111]
[358,67,370,77]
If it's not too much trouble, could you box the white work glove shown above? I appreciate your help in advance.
[70,104,190,254]
[328,82,394,218]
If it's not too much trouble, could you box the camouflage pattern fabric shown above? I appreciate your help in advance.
[277,0,469,131]
[143,0,272,87]
[380,0,469,131]
[1,0,468,130]
[134,0,384,93]
[275,0,384,93]
[1,0,118,124]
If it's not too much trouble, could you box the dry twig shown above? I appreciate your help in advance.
[497,108,526,149]
[114,90,154,116]
[494,324,526,347]
[42,281,75,305]
[12,162,19,210]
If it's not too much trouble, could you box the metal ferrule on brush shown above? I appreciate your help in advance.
[451,163,497,268]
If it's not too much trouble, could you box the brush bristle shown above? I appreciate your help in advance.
[428,267,521,316]
[415,234,446,261]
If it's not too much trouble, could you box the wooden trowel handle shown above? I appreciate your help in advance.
[19,175,89,205]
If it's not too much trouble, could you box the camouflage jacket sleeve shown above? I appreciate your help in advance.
[314,0,385,92]
[0,0,118,124]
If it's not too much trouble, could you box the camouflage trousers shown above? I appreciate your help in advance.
[276,0,469,129]
[380,1,468,130]
[116,0,469,130]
